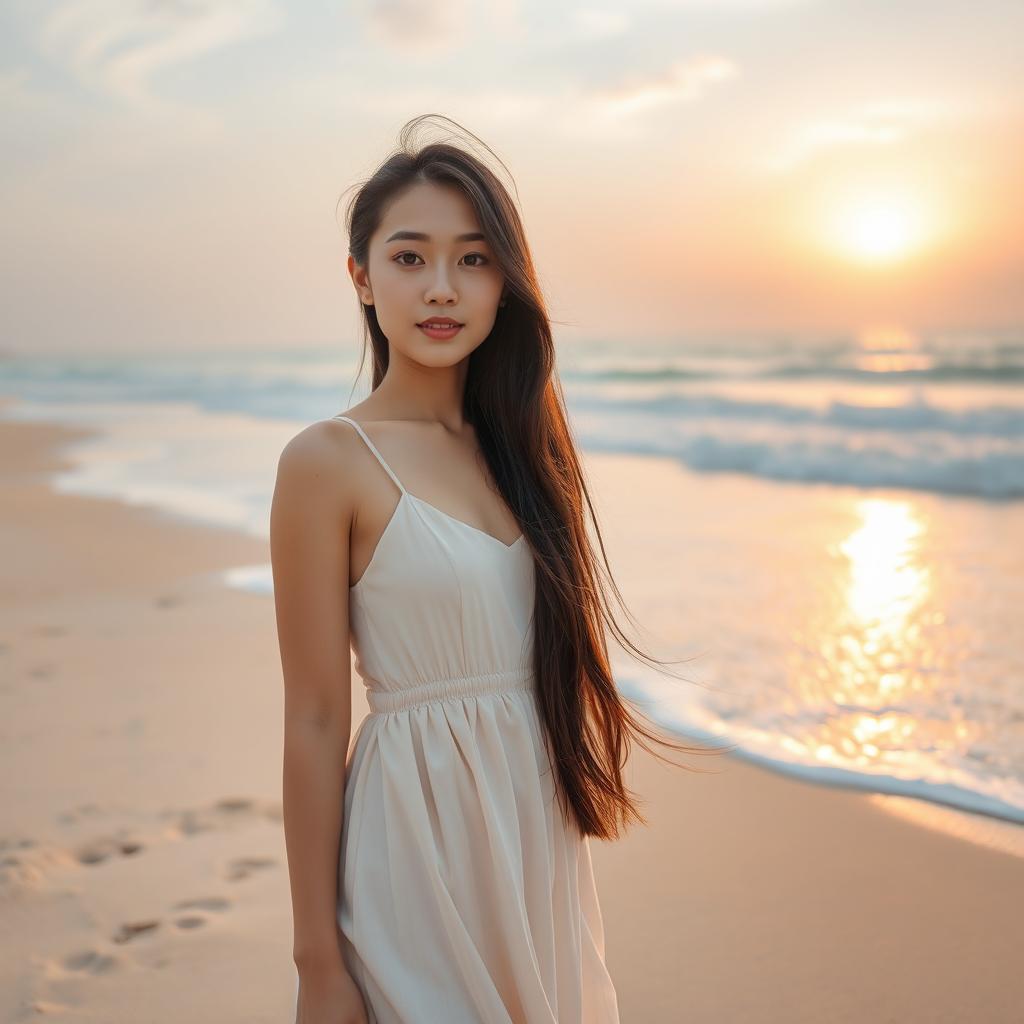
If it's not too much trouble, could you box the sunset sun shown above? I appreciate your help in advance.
[828,190,929,266]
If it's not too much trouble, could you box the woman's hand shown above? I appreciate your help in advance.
[295,959,369,1024]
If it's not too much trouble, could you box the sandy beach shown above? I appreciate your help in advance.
[3,414,1023,1023]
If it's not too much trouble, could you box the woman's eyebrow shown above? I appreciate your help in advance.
[384,230,486,243]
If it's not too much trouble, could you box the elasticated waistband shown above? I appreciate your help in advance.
[364,666,535,714]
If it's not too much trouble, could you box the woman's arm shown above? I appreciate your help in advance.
[271,424,355,975]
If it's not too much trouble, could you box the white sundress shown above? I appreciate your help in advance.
[293,414,620,1023]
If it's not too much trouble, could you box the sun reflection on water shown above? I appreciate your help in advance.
[785,495,970,776]
[841,499,930,643]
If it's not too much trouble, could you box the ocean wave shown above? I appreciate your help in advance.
[575,391,1024,497]
[565,360,1024,384]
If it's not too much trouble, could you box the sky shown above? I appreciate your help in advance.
[1,0,1022,354]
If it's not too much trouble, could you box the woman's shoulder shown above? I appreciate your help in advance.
[274,414,372,504]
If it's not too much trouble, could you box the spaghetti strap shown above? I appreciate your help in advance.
[331,415,407,495]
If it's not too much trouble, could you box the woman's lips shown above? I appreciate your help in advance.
[417,322,463,339]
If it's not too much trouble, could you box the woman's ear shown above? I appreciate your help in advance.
[348,254,373,305]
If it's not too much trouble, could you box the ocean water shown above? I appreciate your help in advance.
[2,328,1022,831]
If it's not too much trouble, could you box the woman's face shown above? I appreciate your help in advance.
[350,181,506,367]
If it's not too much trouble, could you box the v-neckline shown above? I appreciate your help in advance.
[405,492,525,550]
[331,413,525,552]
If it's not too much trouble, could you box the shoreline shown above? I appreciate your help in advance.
[7,395,1022,832]
[3,412,1024,1021]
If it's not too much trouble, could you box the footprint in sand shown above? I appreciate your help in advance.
[62,948,120,974]
[34,948,122,1015]
[8,798,280,892]
[74,835,144,866]
[171,894,233,930]
[225,855,277,882]
[174,895,232,912]
[168,796,281,837]
[0,837,42,887]
[112,920,160,944]
[174,914,208,929]
[0,836,99,890]
[0,836,37,854]
[56,802,106,826]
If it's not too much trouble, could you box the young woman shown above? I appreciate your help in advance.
[271,115,723,1024]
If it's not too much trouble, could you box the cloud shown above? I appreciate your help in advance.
[361,0,470,51]
[37,0,283,110]
[357,0,521,54]
[763,97,964,174]
[588,54,739,116]
[572,8,631,38]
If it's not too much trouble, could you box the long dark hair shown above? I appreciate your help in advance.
[338,114,735,841]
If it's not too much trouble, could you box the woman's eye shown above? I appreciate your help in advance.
[392,252,489,267]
